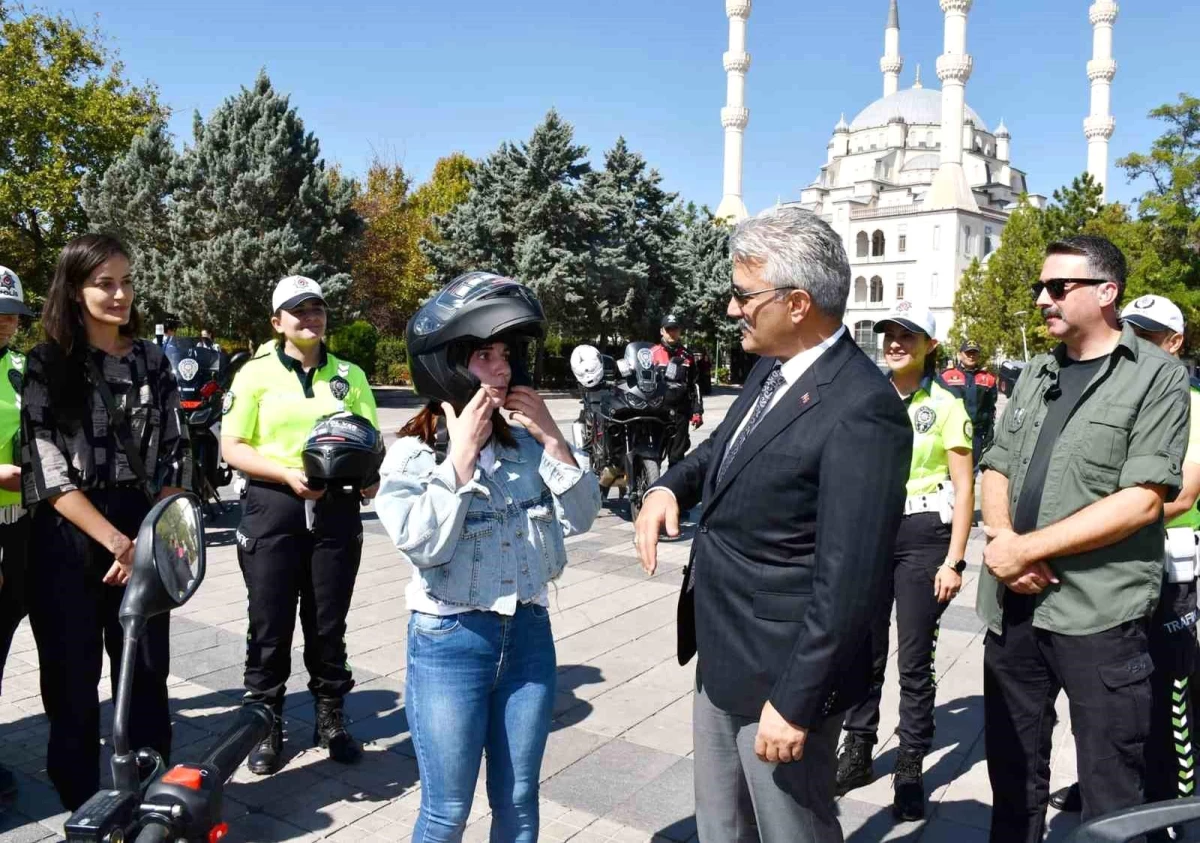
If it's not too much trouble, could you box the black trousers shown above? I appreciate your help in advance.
[842,511,951,753]
[26,488,171,812]
[665,411,690,468]
[984,596,1152,843]
[1145,579,1199,805]
[237,481,363,706]
[0,517,30,696]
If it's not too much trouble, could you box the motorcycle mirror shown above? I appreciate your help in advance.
[1065,796,1200,841]
[119,493,206,625]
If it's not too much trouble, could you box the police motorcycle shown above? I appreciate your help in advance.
[570,343,673,523]
[65,493,275,843]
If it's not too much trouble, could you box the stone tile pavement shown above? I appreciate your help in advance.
[0,389,1091,842]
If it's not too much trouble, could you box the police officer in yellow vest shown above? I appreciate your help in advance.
[1050,294,1200,823]
[221,276,379,775]
[0,265,32,804]
[837,302,976,822]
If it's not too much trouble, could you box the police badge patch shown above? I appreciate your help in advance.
[329,376,350,401]
[914,405,937,434]
[222,391,235,415]
[964,419,974,439]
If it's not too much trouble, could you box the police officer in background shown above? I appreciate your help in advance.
[1049,294,1200,833]
[650,313,703,467]
[221,275,379,775]
[0,266,32,806]
[940,339,998,469]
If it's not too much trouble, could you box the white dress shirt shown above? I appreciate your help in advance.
[645,326,846,506]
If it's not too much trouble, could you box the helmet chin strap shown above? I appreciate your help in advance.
[434,415,450,464]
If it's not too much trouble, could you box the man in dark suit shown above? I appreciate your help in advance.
[636,206,912,842]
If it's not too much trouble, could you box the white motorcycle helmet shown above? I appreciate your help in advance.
[570,344,605,389]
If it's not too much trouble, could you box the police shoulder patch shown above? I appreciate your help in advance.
[964,418,974,440]
[222,391,235,415]
[914,405,937,434]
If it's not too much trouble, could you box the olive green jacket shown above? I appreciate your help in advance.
[977,325,1189,636]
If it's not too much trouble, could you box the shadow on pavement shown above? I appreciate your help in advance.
[552,664,602,731]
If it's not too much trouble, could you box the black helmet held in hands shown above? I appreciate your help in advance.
[302,413,385,494]
[406,272,546,408]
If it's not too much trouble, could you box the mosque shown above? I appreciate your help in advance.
[714,0,1119,357]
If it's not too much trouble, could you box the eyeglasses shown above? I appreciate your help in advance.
[1029,278,1110,300]
[730,285,795,305]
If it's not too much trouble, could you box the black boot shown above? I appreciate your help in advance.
[247,704,285,775]
[313,697,362,764]
[892,748,926,821]
[835,734,875,795]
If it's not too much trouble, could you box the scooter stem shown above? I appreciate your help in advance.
[111,617,147,793]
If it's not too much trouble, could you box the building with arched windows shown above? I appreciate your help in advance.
[786,1,1054,361]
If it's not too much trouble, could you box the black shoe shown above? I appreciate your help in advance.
[892,748,925,822]
[247,707,284,775]
[1049,782,1082,813]
[835,734,875,795]
[313,697,362,765]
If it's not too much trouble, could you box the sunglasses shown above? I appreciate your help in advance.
[1029,278,1110,300]
[730,284,795,305]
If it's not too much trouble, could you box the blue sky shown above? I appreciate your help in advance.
[58,0,1198,214]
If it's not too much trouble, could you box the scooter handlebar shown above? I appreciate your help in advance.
[133,823,171,843]
[199,703,273,782]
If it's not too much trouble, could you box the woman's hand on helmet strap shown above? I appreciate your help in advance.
[284,467,324,500]
[504,386,558,445]
[443,389,499,486]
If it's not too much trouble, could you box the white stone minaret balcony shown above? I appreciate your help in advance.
[717,0,751,221]
[1086,0,1118,198]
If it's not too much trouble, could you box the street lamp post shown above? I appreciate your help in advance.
[1013,311,1030,362]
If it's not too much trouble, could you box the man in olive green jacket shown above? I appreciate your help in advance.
[976,236,1190,843]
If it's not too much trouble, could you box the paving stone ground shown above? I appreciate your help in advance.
[0,387,1089,842]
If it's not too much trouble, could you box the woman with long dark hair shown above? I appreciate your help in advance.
[20,233,190,810]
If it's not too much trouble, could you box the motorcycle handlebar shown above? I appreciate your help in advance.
[199,703,273,782]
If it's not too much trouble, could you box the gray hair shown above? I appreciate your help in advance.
[729,206,851,321]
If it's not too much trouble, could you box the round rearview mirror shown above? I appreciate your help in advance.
[153,495,204,606]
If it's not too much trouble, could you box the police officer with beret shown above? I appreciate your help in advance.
[650,314,703,467]
[221,275,380,775]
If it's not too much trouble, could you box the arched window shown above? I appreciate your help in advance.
[871,230,886,257]
[856,232,869,258]
[854,276,867,303]
[853,320,878,360]
[963,225,973,255]
[869,276,884,303]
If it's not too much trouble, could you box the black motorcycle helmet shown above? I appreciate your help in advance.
[302,412,385,494]
[406,272,546,409]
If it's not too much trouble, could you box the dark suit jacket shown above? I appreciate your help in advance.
[656,333,912,728]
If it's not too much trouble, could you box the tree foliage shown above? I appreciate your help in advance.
[0,2,162,295]
[673,204,735,346]
[349,154,473,336]
[950,200,1048,361]
[84,72,361,340]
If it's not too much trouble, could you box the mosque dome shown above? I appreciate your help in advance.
[849,86,988,133]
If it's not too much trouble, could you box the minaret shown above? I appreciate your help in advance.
[923,0,978,212]
[1085,0,1118,199]
[716,0,751,222]
[881,0,903,98]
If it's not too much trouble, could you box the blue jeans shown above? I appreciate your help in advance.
[407,603,556,843]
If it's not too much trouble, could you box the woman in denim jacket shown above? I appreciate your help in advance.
[376,274,601,843]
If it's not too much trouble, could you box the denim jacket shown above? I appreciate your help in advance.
[375,427,602,614]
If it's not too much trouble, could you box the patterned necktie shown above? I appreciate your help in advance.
[716,365,786,486]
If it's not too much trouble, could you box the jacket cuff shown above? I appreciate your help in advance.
[538,449,587,496]
[427,456,489,498]
[1120,452,1182,496]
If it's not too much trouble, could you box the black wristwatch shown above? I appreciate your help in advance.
[943,559,967,574]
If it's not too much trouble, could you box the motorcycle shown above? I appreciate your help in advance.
[165,341,250,517]
[65,493,273,843]
[570,342,674,523]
